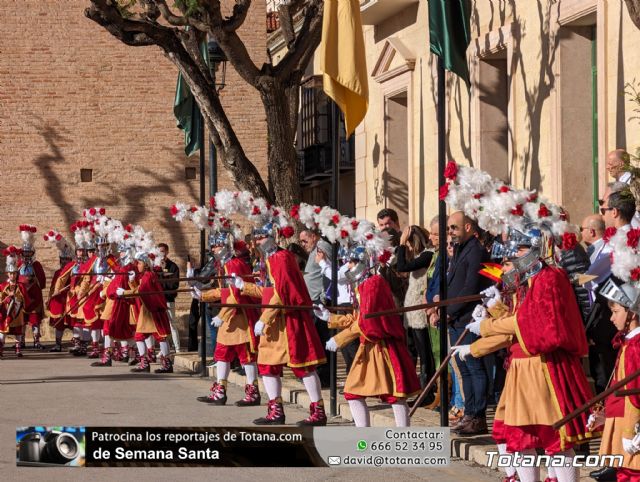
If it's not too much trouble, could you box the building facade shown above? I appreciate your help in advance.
[353,0,640,228]
[0,0,267,277]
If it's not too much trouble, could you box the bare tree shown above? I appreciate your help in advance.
[85,0,324,208]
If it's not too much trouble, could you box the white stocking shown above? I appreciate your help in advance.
[552,449,578,482]
[73,327,81,338]
[301,371,322,403]
[82,328,90,342]
[121,340,129,349]
[498,443,517,477]
[262,375,282,401]
[244,363,258,385]
[103,335,112,349]
[159,340,170,357]
[391,402,410,427]
[348,399,370,427]
[217,361,231,381]
[91,329,100,343]
[0,333,4,345]
[515,449,540,482]
[136,341,147,357]
[145,336,155,350]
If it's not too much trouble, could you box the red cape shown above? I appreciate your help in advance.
[357,275,421,397]
[134,270,170,335]
[266,250,326,368]
[106,263,136,340]
[0,281,28,327]
[515,265,595,445]
[47,265,73,318]
[19,260,46,315]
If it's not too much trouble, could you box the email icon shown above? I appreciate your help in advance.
[328,456,341,465]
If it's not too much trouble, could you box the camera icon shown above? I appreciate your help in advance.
[18,430,81,466]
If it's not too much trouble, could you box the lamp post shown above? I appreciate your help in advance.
[199,40,228,376]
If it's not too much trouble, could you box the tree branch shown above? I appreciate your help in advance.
[86,0,165,46]
[625,0,640,31]
[223,0,252,32]
[153,0,188,26]
[275,0,324,81]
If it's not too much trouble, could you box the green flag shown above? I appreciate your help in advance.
[428,0,471,85]
[174,39,210,157]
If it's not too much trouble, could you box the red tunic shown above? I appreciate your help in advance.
[19,260,46,325]
[105,263,136,340]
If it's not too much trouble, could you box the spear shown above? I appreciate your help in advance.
[157,274,261,283]
[552,368,640,430]
[120,290,352,311]
[409,329,469,418]
[61,282,103,318]
[364,294,485,319]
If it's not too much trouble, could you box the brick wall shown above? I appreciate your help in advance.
[0,1,267,311]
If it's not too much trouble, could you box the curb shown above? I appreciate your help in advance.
[173,354,596,478]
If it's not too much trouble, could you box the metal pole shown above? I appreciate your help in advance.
[199,112,207,377]
[329,100,340,418]
[437,57,449,427]
[209,137,217,196]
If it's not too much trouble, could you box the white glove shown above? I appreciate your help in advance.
[313,303,330,321]
[254,320,265,337]
[128,271,136,282]
[96,275,104,283]
[116,287,125,297]
[211,316,224,328]
[472,304,488,323]
[466,320,482,336]
[451,344,472,361]
[586,412,605,431]
[186,266,194,278]
[233,274,244,290]
[325,338,338,352]
[191,287,202,300]
[623,437,640,455]
[481,285,502,308]
[99,290,107,300]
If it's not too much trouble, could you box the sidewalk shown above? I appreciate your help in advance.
[174,352,600,480]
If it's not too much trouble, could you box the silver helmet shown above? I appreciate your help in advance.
[344,245,370,286]
[252,222,278,258]
[209,230,234,264]
[600,277,640,315]
[493,225,544,289]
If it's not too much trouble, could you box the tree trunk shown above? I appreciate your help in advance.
[625,0,640,31]
[259,79,302,210]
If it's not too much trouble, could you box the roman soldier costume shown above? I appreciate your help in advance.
[17,225,46,349]
[44,230,74,352]
[0,247,28,358]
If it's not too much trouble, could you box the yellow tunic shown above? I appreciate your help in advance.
[472,310,560,427]
[599,343,640,470]
[242,282,288,365]
[332,312,411,398]
[201,288,254,348]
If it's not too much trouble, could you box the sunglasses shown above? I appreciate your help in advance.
[600,207,613,216]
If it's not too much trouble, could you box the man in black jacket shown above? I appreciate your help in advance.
[158,243,181,352]
[446,212,491,436]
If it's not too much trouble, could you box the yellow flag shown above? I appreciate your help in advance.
[319,0,369,138]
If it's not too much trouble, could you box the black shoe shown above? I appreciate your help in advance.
[589,466,617,481]
[49,345,62,352]
[196,395,227,405]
